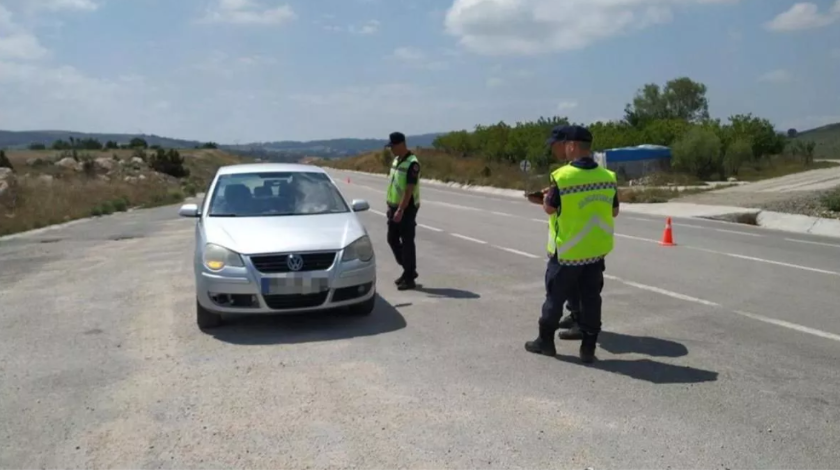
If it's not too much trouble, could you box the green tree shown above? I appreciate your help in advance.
[723,138,753,177]
[105,140,119,149]
[129,137,148,149]
[51,139,72,150]
[671,126,723,180]
[624,77,710,126]
[725,113,786,161]
[28,143,46,150]
[787,128,798,138]
[200,142,219,149]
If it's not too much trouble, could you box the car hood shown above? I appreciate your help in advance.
[203,212,366,255]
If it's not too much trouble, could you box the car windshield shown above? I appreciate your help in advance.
[207,171,349,217]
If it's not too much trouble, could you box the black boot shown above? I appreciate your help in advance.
[396,277,417,291]
[558,324,583,340]
[579,332,598,364]
[394,271,418,286]
[525,325,557,357]
[558,313,577,330]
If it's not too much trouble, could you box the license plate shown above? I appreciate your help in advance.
[261,276,329,295]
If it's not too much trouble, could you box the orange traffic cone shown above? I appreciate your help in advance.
[660,217,676,246]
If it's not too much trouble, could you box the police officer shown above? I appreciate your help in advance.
[385,131,421,291]
[525,125,619,363]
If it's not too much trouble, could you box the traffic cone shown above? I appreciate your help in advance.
[660,217,676,246]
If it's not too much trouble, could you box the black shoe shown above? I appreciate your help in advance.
[558,314,577,330]
[558,325,583,341]
[396,279,417,291]
[525,326,557,357]
[579,333,598,364]
[394,271,418,286]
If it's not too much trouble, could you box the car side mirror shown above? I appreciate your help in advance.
[351,199,370,212]
[178,203,200,218]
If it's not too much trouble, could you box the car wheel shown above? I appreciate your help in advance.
[196,299,223,329]
[347,293,376,316]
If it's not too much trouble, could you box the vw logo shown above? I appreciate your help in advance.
[286,254,304,272]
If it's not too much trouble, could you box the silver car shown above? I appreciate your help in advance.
[178,163,377,330]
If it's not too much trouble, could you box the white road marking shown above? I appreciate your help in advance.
[493,246,541,259]
[615,233,660,244]
[490,211,512,217]
[531,218,548,224]
[419,224,443,232]
[450,233,487,244]
[689,247,840,277]
[712,228,763,237]
[369,209,387,217]
[785,238,840,248]
[605,275,721,307]
[733,310,840,343]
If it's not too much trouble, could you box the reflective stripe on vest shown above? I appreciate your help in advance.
[386,154,421,207]
[546,165,617,265]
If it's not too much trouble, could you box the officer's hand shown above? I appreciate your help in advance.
[527,194,543,205]
[393,208,404,223]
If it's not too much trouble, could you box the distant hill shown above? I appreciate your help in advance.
[0,130,445,161]
[794,123,840,159]
[0,130,200,150]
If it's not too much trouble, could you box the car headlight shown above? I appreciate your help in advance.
[342,235,374,262]
[203,243,245,271]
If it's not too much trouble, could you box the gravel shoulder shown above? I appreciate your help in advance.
[677,166,840,219]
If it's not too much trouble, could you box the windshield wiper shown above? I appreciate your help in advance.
[209,213,239,217]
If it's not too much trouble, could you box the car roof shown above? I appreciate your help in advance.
[216,163,328,176]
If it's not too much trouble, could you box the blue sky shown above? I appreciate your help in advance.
[0,0,838,143]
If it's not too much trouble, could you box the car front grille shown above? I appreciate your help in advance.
[250,252,337,273]
[262,292,329,310]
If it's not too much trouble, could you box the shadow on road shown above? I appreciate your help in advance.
[208,294,406,345]
[555,355,718,385]
[597,331,689,358]
[415,286,480,299]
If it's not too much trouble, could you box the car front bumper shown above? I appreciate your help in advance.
[196,254,376,315]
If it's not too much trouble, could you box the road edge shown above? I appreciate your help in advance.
[325,167,840,240]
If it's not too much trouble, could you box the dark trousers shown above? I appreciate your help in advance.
[566,261,606,317]
[540,257,605,335]
[386,205,418,277]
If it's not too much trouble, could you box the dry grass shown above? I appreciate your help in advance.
[0,174,184,236]
[735,156,837,181]
[321,150,534,189]
[0,148,248,236]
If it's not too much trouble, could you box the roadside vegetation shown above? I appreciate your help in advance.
[320,76,833,204]
[0,138,248,236]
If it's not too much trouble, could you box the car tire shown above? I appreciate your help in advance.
[347,293,376,316]
[196,299,223,330]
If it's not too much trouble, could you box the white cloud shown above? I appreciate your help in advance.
[1,0,98,12]
[557,101,578,111]
[198,0,296,25]
[443,0,738,56]
[388,47,449,70]
[324,19,380,34]
[764,1,840,32]
[0,5,49,60]
[758,69,793,83]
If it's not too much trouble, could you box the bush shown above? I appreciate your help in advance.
[0,150,12,170]
[724,138,753,177]
[148,148,190,178]
[671,127,723,180]
[821,188,840,212]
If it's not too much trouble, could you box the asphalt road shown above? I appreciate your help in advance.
[1,169,839,469]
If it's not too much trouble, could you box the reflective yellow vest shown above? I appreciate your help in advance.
[546,164,617,264]
[386,153,421,207]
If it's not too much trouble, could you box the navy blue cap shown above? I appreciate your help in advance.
[385,132,406,147]
[546,125,593,146]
